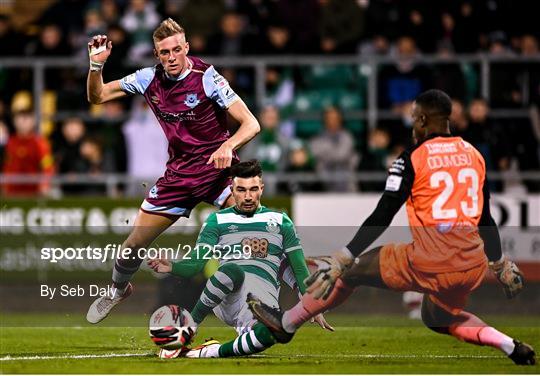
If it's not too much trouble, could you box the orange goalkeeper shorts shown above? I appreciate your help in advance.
[379,243,487,315]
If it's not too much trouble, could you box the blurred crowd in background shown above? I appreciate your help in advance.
[0,0,539,196]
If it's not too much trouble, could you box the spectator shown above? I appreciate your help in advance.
[504,113,540,192]
[38,0,85,40]
[206,11,254,56]
[100,0,121,26]
[358,127,391,191]
[432,45,466,101]
[271,0,320,54]
[263,22,293,54]
[2,109,54,196]
[378,101,415,150]
[378,36,432,109]
[280,139,319,193]
[241,105,290,194]
[74,8,107,59]
[402,5,436,53]
[358,34,390,55]
[54,117,87,194]
[310,106,359,192]
[102,23,130,78]
[0,120,8,167]
[171,0,225,55]
[451,1,481,53]
[318,0,365,54]
[241,105,289,172]
[120,0,160,59]
[449,99,469,138]
[363,0,402,43]
[78,137,109,195]
[520,35,540,106]
[521,34,539,56]
[91,100,127,175]
[466,99,509,174]
[80,137,105,174]
[122,98,168,195]
[29,23,72,56]
[55,69,87,112]
[84,8,107,39]
[0,14,26,56]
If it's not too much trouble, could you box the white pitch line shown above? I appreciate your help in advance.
[252,354,503,359]
[0,352,153,361]
[1,352,504,362]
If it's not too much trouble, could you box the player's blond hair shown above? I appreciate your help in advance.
[153,18,185,44]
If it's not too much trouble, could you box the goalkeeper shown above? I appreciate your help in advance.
[249,90,535,366]
[148,160,332,358]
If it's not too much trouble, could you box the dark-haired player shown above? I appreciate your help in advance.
[86,18,260,323]
[249,90,536,365]
[149,160,332,358]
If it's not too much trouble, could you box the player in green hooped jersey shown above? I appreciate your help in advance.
[148,160,332,358]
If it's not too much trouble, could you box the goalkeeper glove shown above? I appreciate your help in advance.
[489,255,524,299]
[305,248,355,300]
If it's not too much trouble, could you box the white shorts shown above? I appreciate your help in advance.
[212,272,279,336]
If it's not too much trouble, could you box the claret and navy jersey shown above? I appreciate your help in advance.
[119,57,241,215]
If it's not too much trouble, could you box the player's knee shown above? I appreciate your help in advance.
[421,298,451,335]
[217,263,245,291]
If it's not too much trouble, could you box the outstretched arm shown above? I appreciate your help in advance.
[306,152,414,299]
[87,35,127,104]
[478,179,524,298]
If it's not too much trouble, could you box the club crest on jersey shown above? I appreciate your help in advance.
[184,93,200,108]
[149,185,159,199]
[266,218,280,234]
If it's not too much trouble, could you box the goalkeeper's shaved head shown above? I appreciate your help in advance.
[411,89,452,143]
[415,89,452,118]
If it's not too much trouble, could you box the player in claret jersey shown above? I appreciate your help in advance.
[248,90,536,365]
[85,18,260,323]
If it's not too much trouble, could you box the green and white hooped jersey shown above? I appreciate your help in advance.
[196,206,303,288]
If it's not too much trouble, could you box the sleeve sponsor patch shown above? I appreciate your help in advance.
[203,66,239,108]
[124,73,136,83]
[385,175,403,192]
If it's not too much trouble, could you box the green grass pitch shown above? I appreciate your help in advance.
[1,313,538,374]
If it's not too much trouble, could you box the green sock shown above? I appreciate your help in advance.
[218,323,277,357]
[191,263,245,324]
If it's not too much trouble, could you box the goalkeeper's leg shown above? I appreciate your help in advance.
[422,295,535,365]
[190,263,245,325]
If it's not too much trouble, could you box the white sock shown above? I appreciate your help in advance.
[203,345,220,358]
[500,338,516,356]
[281,311,297,334]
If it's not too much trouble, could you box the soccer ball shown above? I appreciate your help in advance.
[149,305,196,349]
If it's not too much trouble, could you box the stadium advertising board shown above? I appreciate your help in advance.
[294,194,540,279]
[0,197,291,280]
